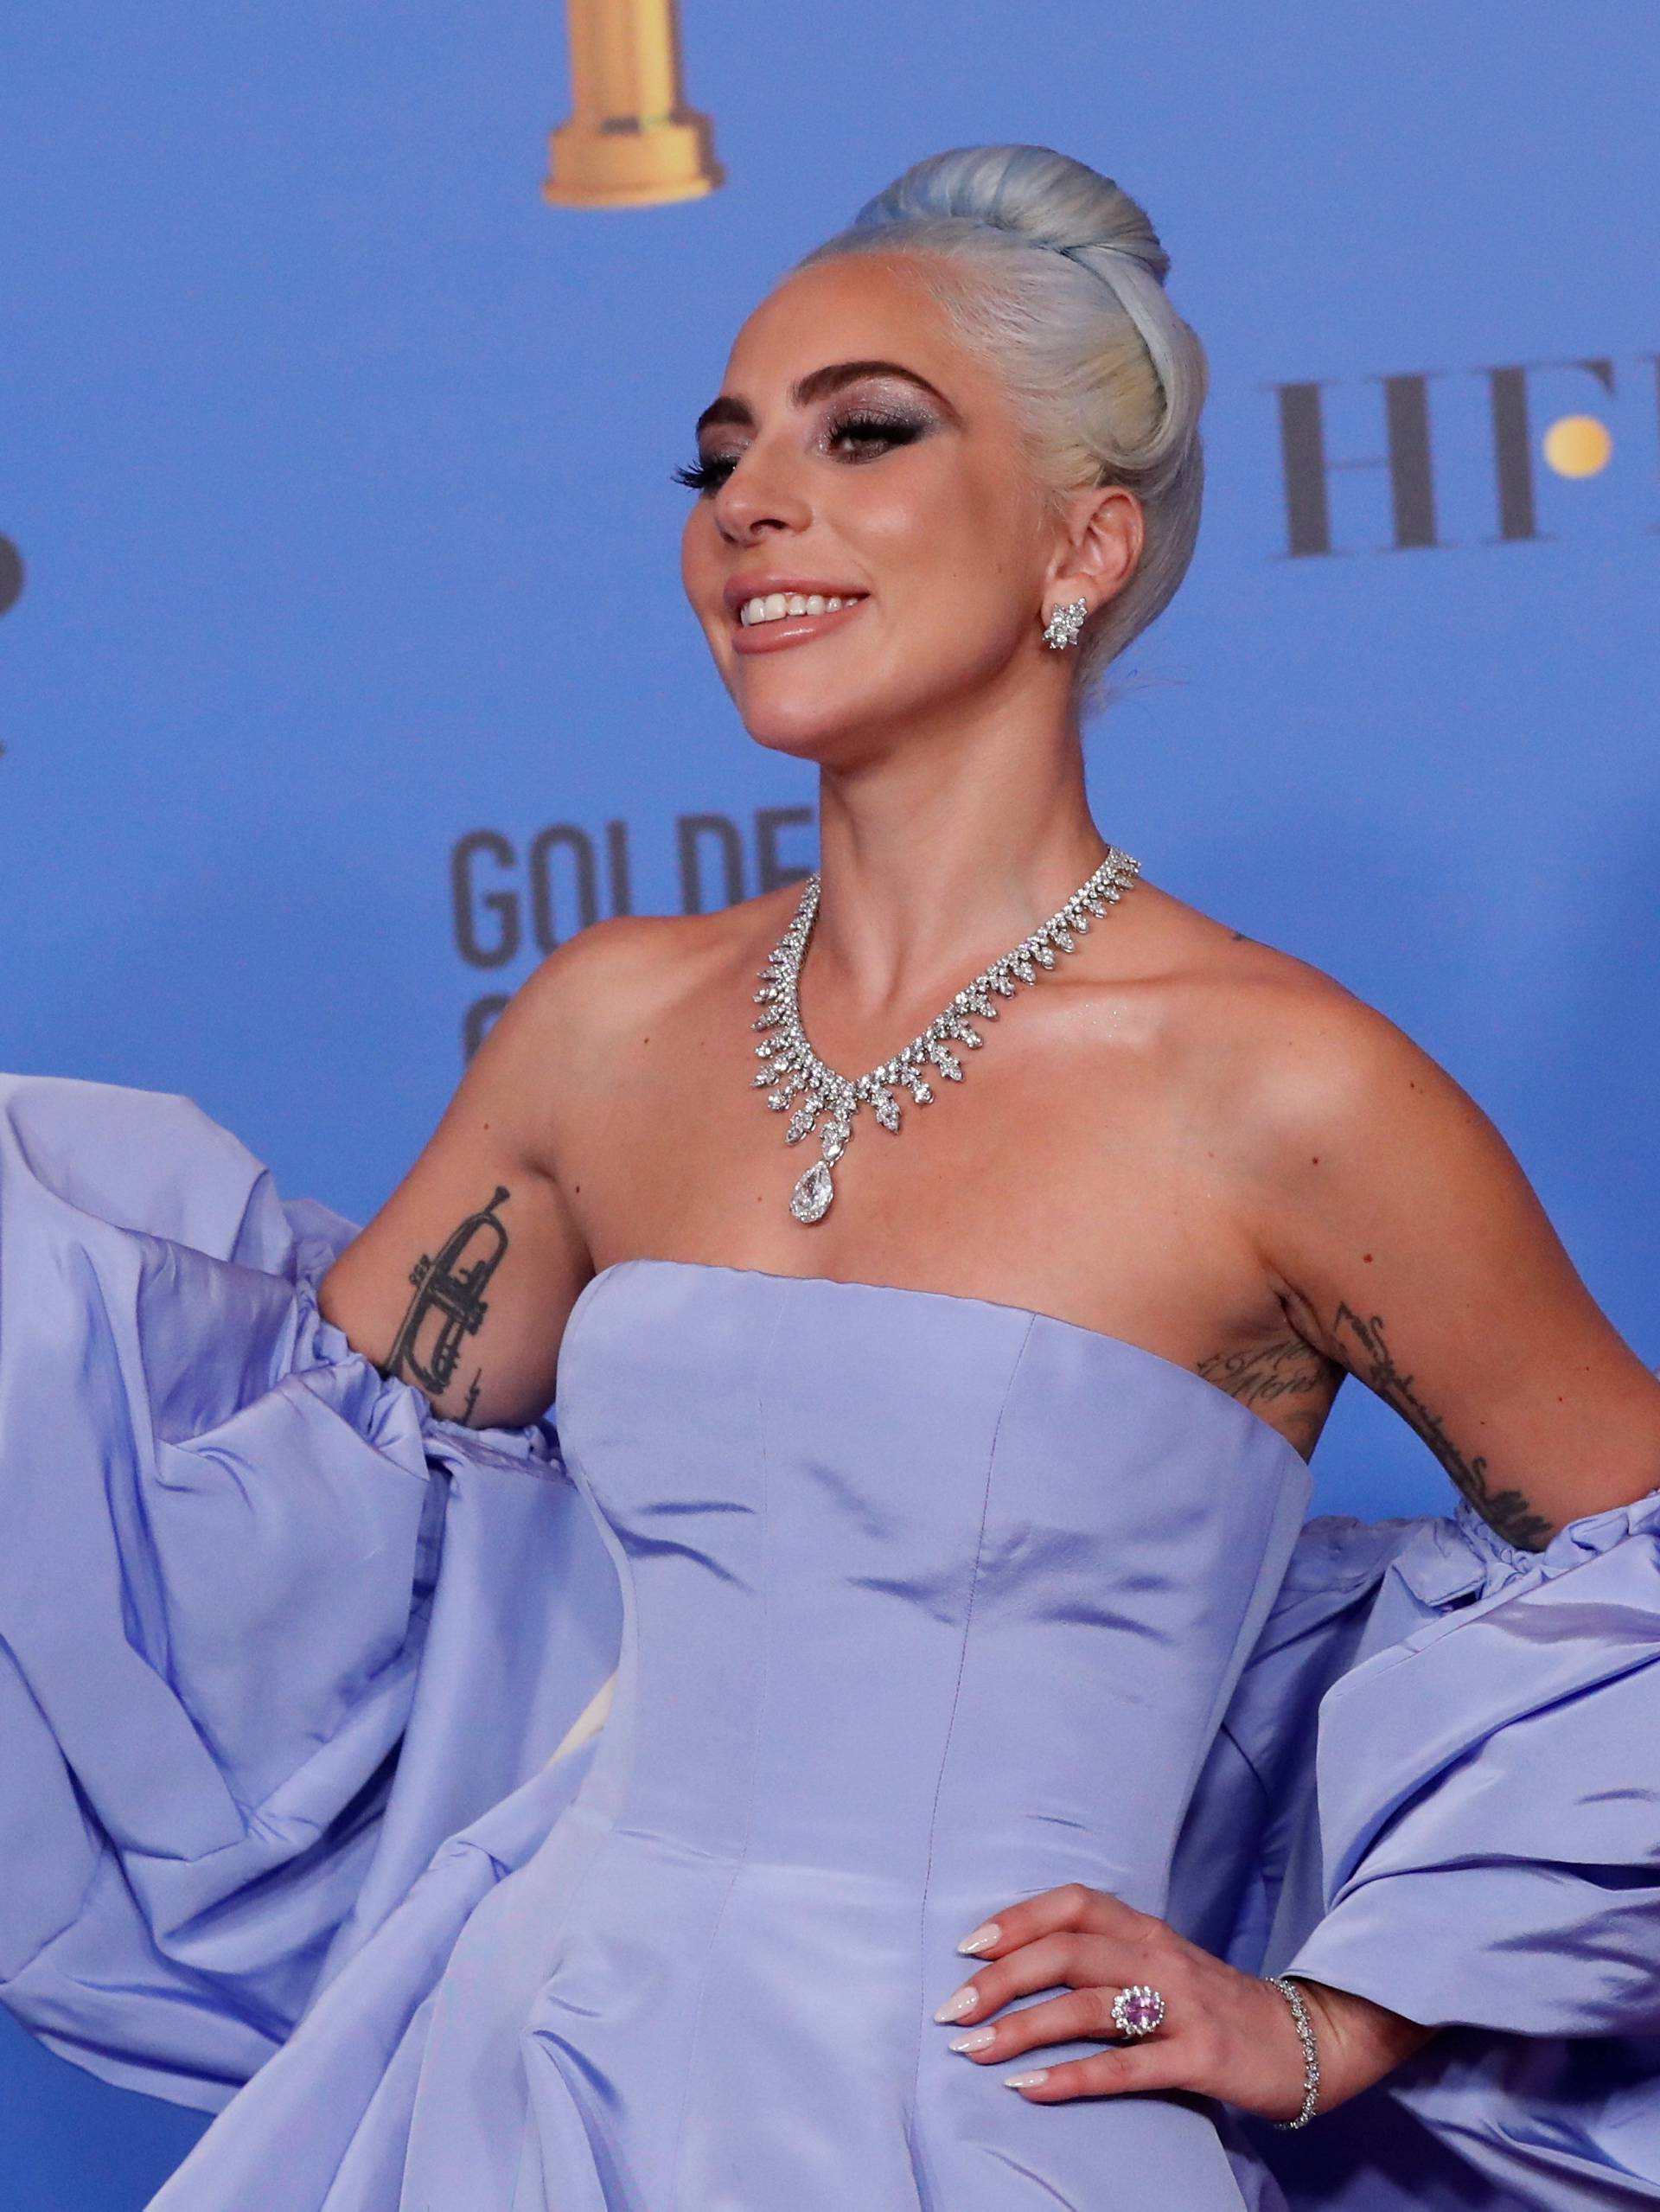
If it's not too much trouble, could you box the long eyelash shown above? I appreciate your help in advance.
[671,456,730,494]
[672,408,929,495]
[828,410,926,449]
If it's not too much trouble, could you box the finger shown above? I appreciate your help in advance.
[956,1882,1154,1960]
[1004,2041,1193,2103]
[948,1985,1124,2063]
[938,1920,1173,2027]
[935,1932,1103,2024]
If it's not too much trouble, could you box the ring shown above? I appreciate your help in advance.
[1111,1984,1165,2040]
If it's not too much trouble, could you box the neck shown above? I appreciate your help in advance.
[801,695,1113,1023]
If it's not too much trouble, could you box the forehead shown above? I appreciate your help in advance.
[718,253,990,406]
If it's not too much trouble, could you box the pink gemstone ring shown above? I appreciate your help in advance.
[1111,1984,1166,2040]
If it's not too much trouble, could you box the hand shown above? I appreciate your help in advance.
[931,1883,1433,2118]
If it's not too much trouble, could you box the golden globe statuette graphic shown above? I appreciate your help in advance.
[545,0,723,208]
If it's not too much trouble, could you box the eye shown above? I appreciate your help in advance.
[671,406,932,496]
[824,407,929,459]
[671,452,737,495]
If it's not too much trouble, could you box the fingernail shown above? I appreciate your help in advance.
[957,1921,1001,1955]
[933,1985,979,2023]
[948,2028,996,2055]
[1004,2069,1049,2090]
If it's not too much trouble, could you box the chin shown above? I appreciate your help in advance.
[731,681,880,764]
[731,661,961,766]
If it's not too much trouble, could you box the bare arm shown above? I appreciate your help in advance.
[1241,974,1660,1544]
[317,962,586,1426]
[318,917,662,1428]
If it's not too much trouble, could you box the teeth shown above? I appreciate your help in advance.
[738,591,860,626]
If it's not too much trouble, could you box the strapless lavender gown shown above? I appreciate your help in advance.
[4,1076,1660,2211]
[388,1254,1311,2209]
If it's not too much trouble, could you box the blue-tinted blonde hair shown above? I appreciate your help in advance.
[794,145,1210,714]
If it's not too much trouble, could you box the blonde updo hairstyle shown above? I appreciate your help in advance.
[792,145,1209,716]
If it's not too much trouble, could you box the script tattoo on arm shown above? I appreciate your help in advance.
[385,1186,513,1425]
[1330,1301,1555,1550]
[1195,1335,1332,1454]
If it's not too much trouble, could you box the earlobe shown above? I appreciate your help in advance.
[1038,488,1137,651]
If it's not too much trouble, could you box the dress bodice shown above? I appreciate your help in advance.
[552,1257,1314,1917]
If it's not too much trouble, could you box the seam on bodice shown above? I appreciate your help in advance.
[903,1310,1038,2200]
[664,1275,789,2210]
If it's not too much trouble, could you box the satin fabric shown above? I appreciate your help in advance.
[2,1074,1658,2209]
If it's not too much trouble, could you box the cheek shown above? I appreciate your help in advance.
[680,508,715,600]
[850,467,1036,605]
[680,512,736,655]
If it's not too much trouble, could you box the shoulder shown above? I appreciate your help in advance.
[1129,890,1549,1372]
[465,889,800,1131]
[511,911,718,1031]
[505,886,798,1045]
[1122,879,1493,1181]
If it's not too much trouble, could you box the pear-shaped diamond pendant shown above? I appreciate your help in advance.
[789,1160,835,1224]
[751,847,1140,1224]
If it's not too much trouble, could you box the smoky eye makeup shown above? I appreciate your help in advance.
[824,403,935,453]
[672,387,946,495]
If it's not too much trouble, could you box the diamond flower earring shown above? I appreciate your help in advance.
[1042,597,1089,650]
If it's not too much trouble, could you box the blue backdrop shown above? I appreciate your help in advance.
[3,2,1657,2198]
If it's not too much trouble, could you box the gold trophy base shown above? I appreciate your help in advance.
[544,111,724,208]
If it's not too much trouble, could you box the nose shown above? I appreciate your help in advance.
[712,438,813,545]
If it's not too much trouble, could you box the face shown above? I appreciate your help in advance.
[679,254,1077,764]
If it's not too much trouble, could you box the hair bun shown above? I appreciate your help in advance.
[851,144,1172,287]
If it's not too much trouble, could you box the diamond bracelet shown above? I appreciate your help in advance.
[1266,1975,1321,2131]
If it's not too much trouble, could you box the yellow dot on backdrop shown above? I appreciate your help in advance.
[1542,415,1612,478]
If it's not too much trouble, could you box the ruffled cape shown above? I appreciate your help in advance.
[2,1074,1657,2209]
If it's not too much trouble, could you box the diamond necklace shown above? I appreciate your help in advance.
[750,846,1142,1224]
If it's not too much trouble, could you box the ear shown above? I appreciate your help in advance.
[1044,484,1144,623]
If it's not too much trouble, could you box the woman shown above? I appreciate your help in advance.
[3,144,1659,2210]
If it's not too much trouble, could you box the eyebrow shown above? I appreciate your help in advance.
[694,359,962,439]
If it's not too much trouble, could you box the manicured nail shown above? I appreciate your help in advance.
[957,1921,1001,1955]
[949,2028,996,2054]
[1004,2069,1049,2090]
[933,1985,979,2023]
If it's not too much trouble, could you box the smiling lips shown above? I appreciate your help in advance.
[727,585,870,655]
